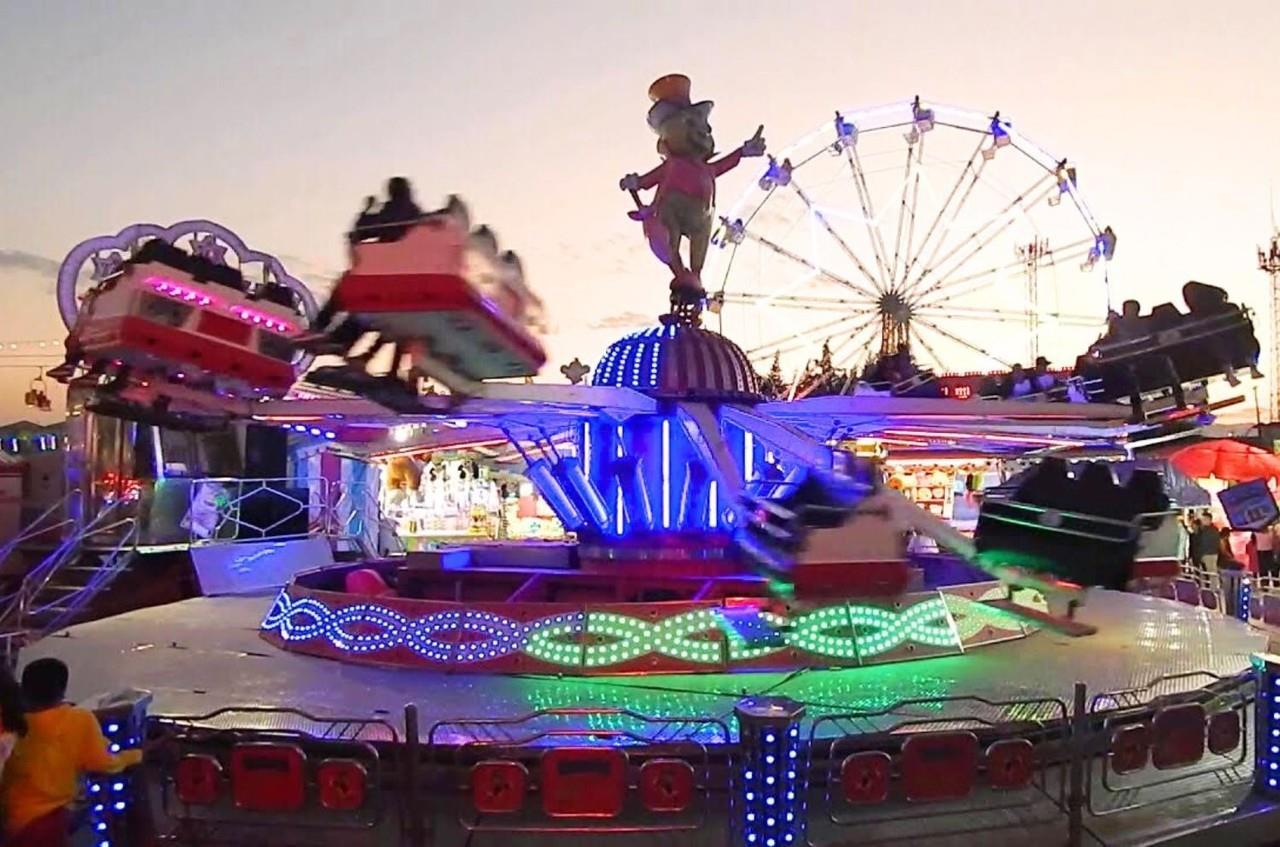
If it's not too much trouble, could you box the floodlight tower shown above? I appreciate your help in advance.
[1258,232,1280,420]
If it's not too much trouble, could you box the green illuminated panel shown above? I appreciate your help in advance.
[521,598,979,668]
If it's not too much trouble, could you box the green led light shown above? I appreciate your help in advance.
[521,599,971,668]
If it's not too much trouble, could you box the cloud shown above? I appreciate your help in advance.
[0,250,59,275]
[590,311,652,329]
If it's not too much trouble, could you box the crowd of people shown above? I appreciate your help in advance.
[0,659,142,846]
[977,355,1060,399]
[1182,511,1279,616]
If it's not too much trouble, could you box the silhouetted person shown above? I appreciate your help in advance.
[1017,457,1070,509]
[1005,363,1032,398]
[1032,355,1056,394]
[1078,463,1123,518]
[1183,280,1255,384]
[1109,299,1145,341]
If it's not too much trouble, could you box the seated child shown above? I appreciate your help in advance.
[1,659,143,847]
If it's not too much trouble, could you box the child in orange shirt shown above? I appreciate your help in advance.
[1,658,142,847]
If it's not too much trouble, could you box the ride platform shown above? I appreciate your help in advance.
[25,589,1272,846]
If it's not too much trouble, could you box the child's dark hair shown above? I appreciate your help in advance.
[0,666,26,736]
[21,658,69,711]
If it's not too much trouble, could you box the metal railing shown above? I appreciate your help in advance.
[125,665,1265,847]
[185,477,396,551]
[0,488,83,563]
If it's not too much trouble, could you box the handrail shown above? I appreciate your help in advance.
[0,488,83,563]
[1089,309,1252,364]
[0,500,132,624]
[25,518,138,634]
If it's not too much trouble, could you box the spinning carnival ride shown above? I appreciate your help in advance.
[28,90,1278,847]
[708,100,1115,379]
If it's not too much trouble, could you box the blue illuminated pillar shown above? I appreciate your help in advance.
[1254,654,1280,796]
[1238,575,1252,623]
[735,696,806,847]
[88,692,151,847]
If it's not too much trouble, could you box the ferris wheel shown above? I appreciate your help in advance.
[708,98,1116,382]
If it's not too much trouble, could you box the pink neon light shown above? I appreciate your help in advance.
[231,305,296,334]
[145,275,296,334]
[149,277,213,307]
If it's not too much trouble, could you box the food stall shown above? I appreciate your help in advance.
[378,452,565,550]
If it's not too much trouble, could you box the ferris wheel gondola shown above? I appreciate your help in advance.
[708,99,1116,388]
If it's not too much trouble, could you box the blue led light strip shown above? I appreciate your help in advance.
[1252,654,1280,795]
[89,705,144,847]
[736,698,806,847]
[662,419,671,529]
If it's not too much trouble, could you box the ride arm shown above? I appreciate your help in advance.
[879,487,976,560]
[880,486,1084,610]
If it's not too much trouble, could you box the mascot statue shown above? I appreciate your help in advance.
[620,74,766,321]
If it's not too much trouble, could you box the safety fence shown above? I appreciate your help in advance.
[184,476,393,553]
[88,661,1274,847]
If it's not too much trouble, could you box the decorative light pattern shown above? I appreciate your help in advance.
[89,707,144,847]
[262,591,1003,668]
[594,327,667,390]
[1253,654,1280,795]
[737,698,806,847]
[148,275,297,334]
[662,419,672,529]
[230,305,296,334]
[1238,577,1252,623]
[150,276,213,306]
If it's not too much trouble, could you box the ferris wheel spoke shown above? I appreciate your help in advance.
[888,141,916,284]
[828,316,878,370]
[912,315,1012,369]
[899,139,927,289]
[899,137,987,285]
[788,314,879,400]
[796,315,879,399]
[913,237,1094,308]
[908,177,1055,301]
[907,324,947,373]
[739,228,880,300]
[833,321,883,396]
[748,311,872,359]
[845,147,893,284]
[787,176,887,293]
[723,292,877,312]
[914,304,1102,327]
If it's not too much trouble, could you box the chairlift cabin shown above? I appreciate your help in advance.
[71,239,304,398]
[1076,285,1262,406]
[328,205,547,386]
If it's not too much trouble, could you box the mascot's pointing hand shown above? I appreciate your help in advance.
[742,125,767,158]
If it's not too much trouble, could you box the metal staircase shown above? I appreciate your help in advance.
[0,496,139,650]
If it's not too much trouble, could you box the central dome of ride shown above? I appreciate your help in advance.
[591,324,761,401]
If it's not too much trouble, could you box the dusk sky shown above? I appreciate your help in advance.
[3,0,1280,424]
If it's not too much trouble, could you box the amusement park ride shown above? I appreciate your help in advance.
[19,79,1277,846]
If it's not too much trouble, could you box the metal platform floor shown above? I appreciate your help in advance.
[24,589,1266,744]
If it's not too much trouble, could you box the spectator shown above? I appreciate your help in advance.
[1032,356,1056,393]
[1005,363,1033,398]
[1,658,143,847]
[1192,512,1220,577]
[0,666,26,776]
[1219,527,1245,615]
[1261,524,1280,581]
[1109,299,1146,341]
